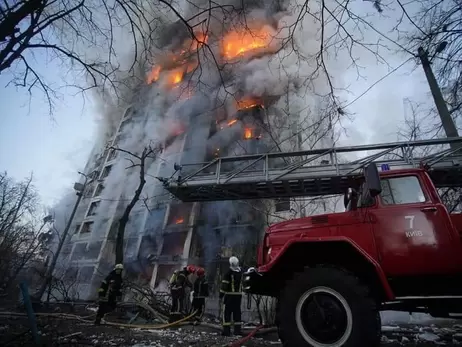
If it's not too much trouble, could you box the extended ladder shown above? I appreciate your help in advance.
[163,137,462,202]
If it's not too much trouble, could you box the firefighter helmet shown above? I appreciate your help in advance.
[186,265,196,274]
[229,256,239,269]
[196,267,205,276]
[114,264,124,270]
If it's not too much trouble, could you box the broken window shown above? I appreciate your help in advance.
[139,235,158,260]
[101,165,112,179]
[167,203,193,226]
[275,198,290,212]
[87,201,100,217]
[124,237,140,260]
[81,221,94,234]
[94,184,104,197]
[89,170,100,181]
[160,232,187,256]
[83,184,94,198]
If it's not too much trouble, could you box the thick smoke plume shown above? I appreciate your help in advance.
[52,0,346,286]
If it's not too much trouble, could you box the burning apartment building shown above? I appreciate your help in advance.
[55,0,336,301]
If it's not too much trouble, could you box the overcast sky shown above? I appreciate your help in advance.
[0,65,98,206]
[0,5,433,208]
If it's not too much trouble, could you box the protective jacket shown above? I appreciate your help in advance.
[193,276,209,298]
[98,270,123,300]
[170,269,191,290]
[220,267,243,336]
[219,268,243,299]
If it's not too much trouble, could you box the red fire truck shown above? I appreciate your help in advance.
[164,137,462,347]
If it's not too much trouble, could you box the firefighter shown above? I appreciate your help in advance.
[95,263,124,325]
[219,256,243,336]
[169,265,195,322]
[191,267,208,322]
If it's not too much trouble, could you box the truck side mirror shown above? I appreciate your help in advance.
[344,188,358,209]
[364,163,382,197]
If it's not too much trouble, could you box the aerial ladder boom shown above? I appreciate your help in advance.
[163,137,462,202]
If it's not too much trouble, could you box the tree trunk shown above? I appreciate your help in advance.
[114,148,148,264]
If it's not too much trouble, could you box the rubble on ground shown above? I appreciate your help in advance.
[2,308,462,346]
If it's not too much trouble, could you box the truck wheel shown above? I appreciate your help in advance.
[277,267,379,347]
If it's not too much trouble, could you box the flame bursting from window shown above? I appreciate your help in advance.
[146,66,161,84]
[236,98,264,110]
[244,128,253,139]
[175,218,184,224]
[146,31,207,85]
[222,28,273,60]
[227,119,238,126]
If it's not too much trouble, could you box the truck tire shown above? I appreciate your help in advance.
[277,267,380,347]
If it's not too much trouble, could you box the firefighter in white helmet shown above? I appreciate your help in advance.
[95,264,124,325]
[219,256,243,336]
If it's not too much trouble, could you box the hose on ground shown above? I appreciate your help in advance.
[226,325,264,347]
[99,310,198,329]
[0,310,197,329]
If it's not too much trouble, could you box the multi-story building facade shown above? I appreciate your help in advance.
[55,16,336,303]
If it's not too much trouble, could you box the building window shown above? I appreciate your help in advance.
[94,184,104,197]
[64,267,79,281]
[167,203,193,226]
[74,224,81,234]
[101,165,112,179]
[85,241,103,260]
[71,243,88,261]
[81,221,94,234]
[275,198,290,212]
[83,184,94,198]
[380,176,426,205]
[88,170,99,180]
[78,266,95,284]
[87,201,100,216]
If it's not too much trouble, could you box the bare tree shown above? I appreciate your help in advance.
[0,172,51,297]
[110,144,162,264]
[395,99,462,212]
[391,0,462,131]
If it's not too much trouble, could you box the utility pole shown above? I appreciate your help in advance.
[34,172,88,301]
[418,47,459,150]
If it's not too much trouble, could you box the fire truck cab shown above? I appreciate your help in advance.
[244,164,462,347]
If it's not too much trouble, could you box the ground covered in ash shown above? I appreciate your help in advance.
[2,309,462,346]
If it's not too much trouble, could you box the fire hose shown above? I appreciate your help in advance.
[222,325,264,347]
[0,310,198,330]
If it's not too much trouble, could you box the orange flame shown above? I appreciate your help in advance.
[146,65,161,84]
[227,119,237,126]
[244,128,253,139]
[236,98,263,110]
[188,32,208,51]
[222,28,272,60]
[175,218,184,224]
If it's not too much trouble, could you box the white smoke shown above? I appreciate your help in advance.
[53,0,348,280]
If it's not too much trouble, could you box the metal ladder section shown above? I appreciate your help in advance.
[163,137,462,202]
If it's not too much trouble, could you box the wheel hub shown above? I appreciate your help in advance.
[295,286,353,346]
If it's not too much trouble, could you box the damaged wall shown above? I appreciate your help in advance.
[50,0,346,301]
